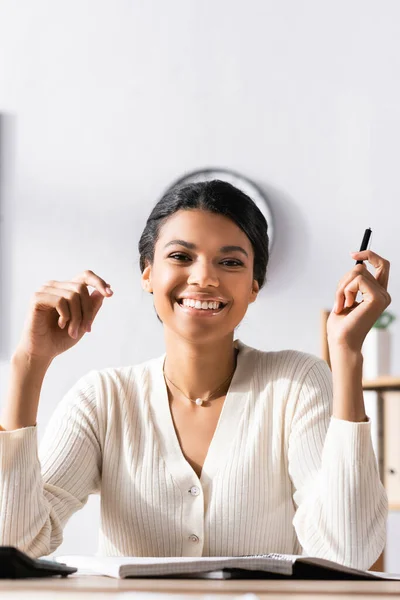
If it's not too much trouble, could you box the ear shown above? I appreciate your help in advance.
[141,264,153,294]
[248,279,259,305]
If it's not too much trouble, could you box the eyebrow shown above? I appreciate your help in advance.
[163,239,249,258]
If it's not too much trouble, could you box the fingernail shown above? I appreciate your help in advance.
[105,287,113,295]
[86,323,92,333]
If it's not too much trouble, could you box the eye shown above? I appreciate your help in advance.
[168,253,243,267]
[221,259,244,267]
[168,253,191,262]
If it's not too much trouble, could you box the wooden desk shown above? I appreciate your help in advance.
[1,575,400,599]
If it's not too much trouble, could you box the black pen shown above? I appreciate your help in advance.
[355,228,372,264]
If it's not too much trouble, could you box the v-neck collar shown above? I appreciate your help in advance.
[149,340,258,488]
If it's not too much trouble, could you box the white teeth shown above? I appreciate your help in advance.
[180,299,223,310]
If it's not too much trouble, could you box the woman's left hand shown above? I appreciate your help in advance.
[327,250,391,353]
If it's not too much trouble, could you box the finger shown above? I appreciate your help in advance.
[42,289,82,339]
[343,282,358,309]
[72,270,113,297]
[66,291,83,339]
[350,250,390,290]
[39,287,82,336]
[343,276,370,310]
[56,297,71,330]
[334,264,367,312]
[68,283,92,333]
[343,273,390,314]
[32,292,71,328]
[90,290,105,322]
[75,283,92,332]
[334,261,384,313]
[42,282,93,332]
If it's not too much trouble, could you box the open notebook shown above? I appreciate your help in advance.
[54,553,400,580]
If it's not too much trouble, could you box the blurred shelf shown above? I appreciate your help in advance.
[363,377,400,392]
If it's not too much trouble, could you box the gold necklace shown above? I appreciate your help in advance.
[163,354,237,406]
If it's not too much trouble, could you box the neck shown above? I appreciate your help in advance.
[163,331,238,400]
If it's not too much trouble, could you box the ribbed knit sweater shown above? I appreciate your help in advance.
[0,340,387,569]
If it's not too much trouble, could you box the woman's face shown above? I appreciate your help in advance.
[142,209,259,344]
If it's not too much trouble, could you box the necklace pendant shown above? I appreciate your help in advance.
[195,398,203,406]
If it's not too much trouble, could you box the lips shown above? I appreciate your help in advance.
[175,298,228,316]
[178,298,225,308]
[177,295,228,304]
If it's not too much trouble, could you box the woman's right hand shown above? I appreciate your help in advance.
[16,270,113,363]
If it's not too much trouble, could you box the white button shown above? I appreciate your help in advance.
[189,486,200,496]
[189,534,199,543]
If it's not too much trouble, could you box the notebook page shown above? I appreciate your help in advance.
[55,554,295,578]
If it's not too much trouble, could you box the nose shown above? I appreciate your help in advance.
[187,259,219,287]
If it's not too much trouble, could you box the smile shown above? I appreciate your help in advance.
[176,298,227,316]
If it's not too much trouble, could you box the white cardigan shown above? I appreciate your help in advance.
[0,340,387,568]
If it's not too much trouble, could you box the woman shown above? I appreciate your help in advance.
[0,181,390,568]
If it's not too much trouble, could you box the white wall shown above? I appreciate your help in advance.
[1,0,400,566]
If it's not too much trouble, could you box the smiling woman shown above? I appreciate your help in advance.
[138,183,268,368]
[138,181,267,416]
[0,180,391,571]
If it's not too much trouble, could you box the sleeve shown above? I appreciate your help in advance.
[288,359,388,570]
[0,372,103,558]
